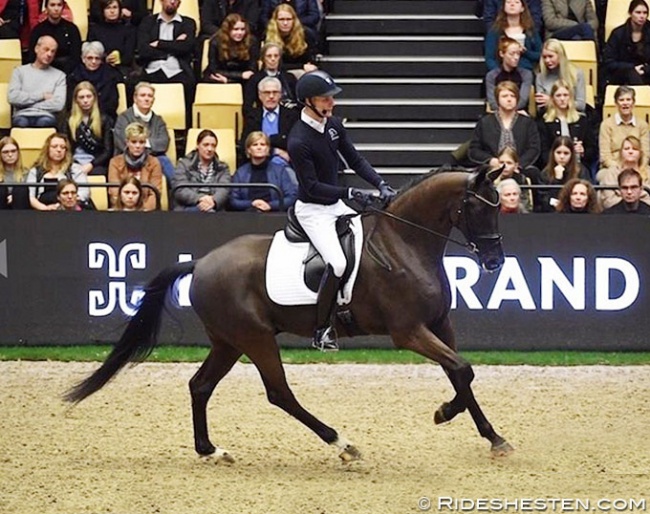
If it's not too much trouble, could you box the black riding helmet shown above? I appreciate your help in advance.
[295,70,343,103]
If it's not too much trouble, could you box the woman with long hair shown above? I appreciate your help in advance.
[485,0,542,71]
[535,38,586,113]
[25,133,88,211]
[61,81,114,177]
[112,176,145,211]
[597,135,650,208]
[538,80,595,170]
[0,136,30,210]
[203,13,259,84]
[265,4,318,76]
[556,178,602,213]
[108,122,162,211]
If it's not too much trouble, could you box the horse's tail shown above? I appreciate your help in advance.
[64,260,197,404]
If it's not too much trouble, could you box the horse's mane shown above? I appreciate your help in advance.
[390,165,477,204]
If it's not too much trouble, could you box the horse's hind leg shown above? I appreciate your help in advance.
[189,339,242,459]
[245,334,362,462]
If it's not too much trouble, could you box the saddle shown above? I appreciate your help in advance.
[284,207,356,293]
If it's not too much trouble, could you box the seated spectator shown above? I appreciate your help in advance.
[245,42,298,117]
[535,38,587,114]
[486,36,533,112]
[67,42,121,121]
[261,0,322,39]
[25,133,88,211]
[0,136,30,210]
[87,0,138,82]
[542,0,598,40]
[28,0,82,73]
[60,81,114,177]
[199,0,260,39]
[231,131,298,211]
[114,82,175,181]
[172,129,231,212]
[0,0,21,39]
[90,0,147,26]
[494,145,534,211]
[484,0,542,71]
[484,0,543,32]
[603,168,650,213]
[55,178,86,211]
[265,4,318,77]
[497,177,529,213]
[555,178,602,213]
[240,76,300,165]
[537,80,596,171]
[538,135,590,210]
[599,85,650,169]
[137,0,197,123]
[108,122,163,211]
[202,13,259,84]
[111,176,146,211]
[8,35,66,128]
[597,135,650,208]
[469,81,541,172]
[603,0,650,86]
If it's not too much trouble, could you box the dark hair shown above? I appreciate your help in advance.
[556,178,602,213]
[99,0,121,10]
[196,129,218,145]
[629,0,649,14]
[56,177,78,195]
[116,176,144,211]
[543,135,580,182]
[618,168,643,186]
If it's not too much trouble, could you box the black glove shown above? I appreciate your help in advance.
[348,188,375,205]
[378,181,397,203]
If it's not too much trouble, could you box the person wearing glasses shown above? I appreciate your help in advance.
[603,168,650,214]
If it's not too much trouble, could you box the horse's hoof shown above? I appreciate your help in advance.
[196,443,216,456]
[434,403,450,425]
[491,440,515,457]
[339,444,362,463]
[201,447,235,464]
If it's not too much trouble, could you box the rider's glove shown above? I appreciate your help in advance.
[348,188,375,205]
[378,181,397,204]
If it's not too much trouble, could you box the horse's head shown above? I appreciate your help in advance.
[456,167,505,272]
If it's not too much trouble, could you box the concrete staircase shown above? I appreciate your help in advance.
[320,0,485,182]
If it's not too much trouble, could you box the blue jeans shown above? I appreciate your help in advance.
[12,115,56,128]
[552,23,595,41]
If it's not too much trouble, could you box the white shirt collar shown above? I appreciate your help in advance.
[615,113,637,126]
[156,12,183,23]
[264,107,280,116]
[301,108,326,134]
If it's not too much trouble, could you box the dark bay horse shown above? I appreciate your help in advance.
[65,167,514,462]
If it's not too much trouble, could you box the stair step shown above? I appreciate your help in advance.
[337,78,483,98]
[327,35,483,55]
[320,56,486,77]
[336,98,485,121]
[344,121,475,144]
[355,143,457,167]
[333,0,478,16]
[326,14,484,35]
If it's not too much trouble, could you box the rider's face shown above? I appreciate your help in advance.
[311,95,335,117]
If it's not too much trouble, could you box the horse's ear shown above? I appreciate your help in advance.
[487,165,504,183]
[469,165,490,190]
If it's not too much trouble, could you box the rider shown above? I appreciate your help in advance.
[288,70,397,352]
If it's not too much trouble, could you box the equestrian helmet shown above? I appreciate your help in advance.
[296,71,343,102]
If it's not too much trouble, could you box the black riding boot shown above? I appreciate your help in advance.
[312,264,341,352]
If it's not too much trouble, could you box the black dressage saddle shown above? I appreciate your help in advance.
[284,207,356,293]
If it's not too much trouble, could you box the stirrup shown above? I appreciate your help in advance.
[312,326,339,352]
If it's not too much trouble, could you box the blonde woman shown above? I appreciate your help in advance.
[60,81,114,176]
[25,133,88,211]
[597,135,650,208]
[0,136,30,209]
[535,38,586,113]
[265,4,318,76]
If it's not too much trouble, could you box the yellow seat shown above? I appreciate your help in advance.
[66,0,89,40]
[151,83,186,130]
[0,83,11,129]
[152,0,199,34]
[184,128,237,174]
[87,175,108,210]
[159,173,168,211]
[192,83,244,137]
[117,83,127,115]
[10,128,56,168]
[602,85,650,123]
[0,39,22,79]
[562,40,598,91]
[605,0,630,42]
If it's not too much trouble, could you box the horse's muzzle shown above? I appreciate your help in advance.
[476,235,504,273]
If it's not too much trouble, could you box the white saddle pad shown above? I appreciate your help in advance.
[265,216,364,306]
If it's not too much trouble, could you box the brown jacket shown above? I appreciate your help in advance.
[108,154,163,211]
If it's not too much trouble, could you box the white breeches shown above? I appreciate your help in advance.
[294,199,356,278]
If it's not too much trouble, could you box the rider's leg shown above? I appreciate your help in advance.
[313,264,342,351]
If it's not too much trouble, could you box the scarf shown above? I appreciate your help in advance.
[133,105,153,123]
[76,120,101,153]
[124,150,148,171]
[497,112,518,154]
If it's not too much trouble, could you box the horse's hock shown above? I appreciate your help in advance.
[1,362,648,514]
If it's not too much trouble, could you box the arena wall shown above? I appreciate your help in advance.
[0,212,648,350]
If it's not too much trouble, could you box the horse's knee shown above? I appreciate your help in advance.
[448,361,474,390]
[266,388,293,409]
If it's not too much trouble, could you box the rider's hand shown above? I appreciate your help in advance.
[378,181,397,204]
[348,187,375,205]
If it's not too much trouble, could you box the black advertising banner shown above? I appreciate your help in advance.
[0,212,648,350]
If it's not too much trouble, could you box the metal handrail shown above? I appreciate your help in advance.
[171,182,286,211]
[1,181,162,210]
[520,184,650,194]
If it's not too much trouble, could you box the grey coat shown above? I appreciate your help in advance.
[172,150,231,210]
[113,107,170,156]
[542,0,598,38]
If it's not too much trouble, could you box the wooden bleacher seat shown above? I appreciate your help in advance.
[10,128,56,168]
[0,39,22,79]
[150,83,186,131]
[605,0,630,42]
[87,175,108,210]
[117,83,127,115]
[602,85,650,124]
[184,128,237,174]
[192,83,244,137]
[562,40,598,92]
[66,0,89,40]
[152,0,200,34]
[0,83,11,130]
